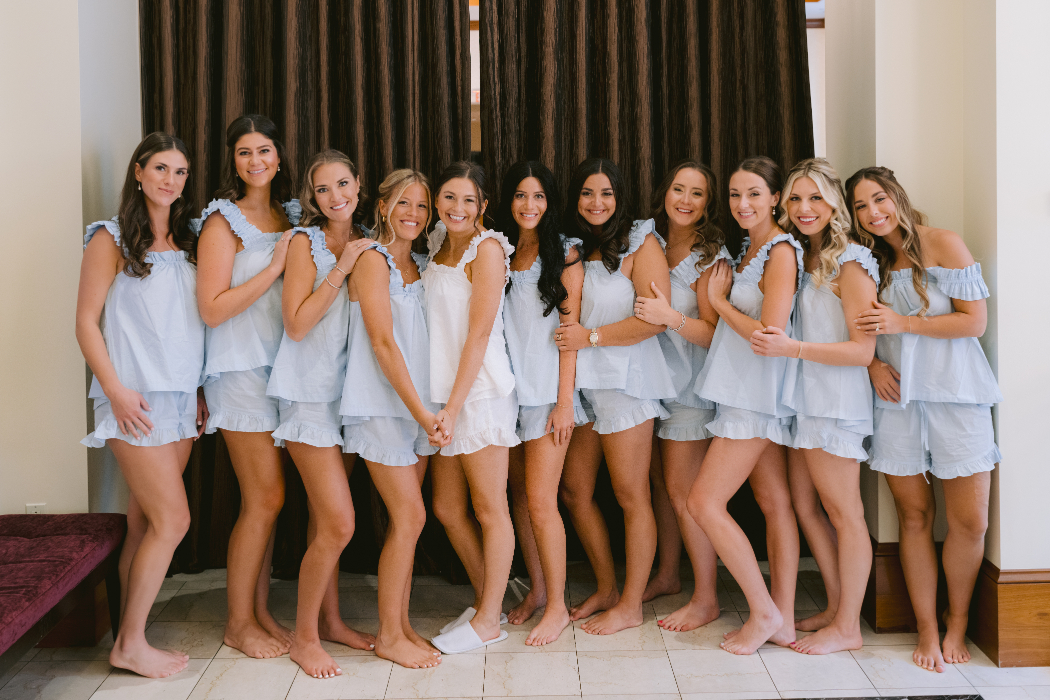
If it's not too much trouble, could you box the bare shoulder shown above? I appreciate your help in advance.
[475,235,506,262]
[200,210,235,238]
[767,240,798,263]
[919,225,974,268]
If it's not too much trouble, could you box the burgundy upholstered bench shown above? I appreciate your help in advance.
[0,513,126,677]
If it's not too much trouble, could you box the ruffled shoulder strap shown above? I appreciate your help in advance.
[462,229,515,282]
[562,235,583,259]
[411,251,428,276]
[291,226,336,269]
[837,243,880,284]
[426,221,449,263]
[735,237,751,267]
[366,241,398,273]
[625,218,657,258]
[199,199,254,241]
[84,218,122,251]
[928,263,990,301]
[749,231,805,281]
[283,199,302,226]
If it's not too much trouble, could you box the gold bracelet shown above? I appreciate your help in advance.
[324,273,340,290]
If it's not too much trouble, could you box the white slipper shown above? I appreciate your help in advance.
[431,622,509,654]
[439,607,508,634]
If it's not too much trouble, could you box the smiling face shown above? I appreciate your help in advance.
[234,132,280,190]
[728,170,779,231]
[578,173,615,228]
[786,176,833,236]
[381,182,430,242]
[851,178,899,238]
[437,177,485,234]
[311,161,359,223]
[511,176,548,232]
[664,168,708,230]
[135,149,189,208]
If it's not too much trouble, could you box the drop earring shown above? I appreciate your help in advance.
[277,165,281,172]
[138,183,141,191]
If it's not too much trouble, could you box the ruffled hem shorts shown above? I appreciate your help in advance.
[343,415,438,466]
[579,388,668,435]
[790,414,869,461]
[516,397,589,443]
[203,366,279,434]
[83,390,198,448]
[272,399,343,448]
[657,400,716,441]
[706,404,792,445]
[868,400,1000,480]
[438,392,520,456]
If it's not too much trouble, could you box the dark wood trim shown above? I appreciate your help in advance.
[982,559,1050,585]
[970,560,1050,667]
[806,18,825,29]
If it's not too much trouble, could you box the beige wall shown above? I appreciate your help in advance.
[0,1,88,514]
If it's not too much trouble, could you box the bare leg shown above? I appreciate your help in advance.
[108,438,193,678]
[222,430,288,658]
[523,432,573,646]
[791,449,869,654]
[940,471,991,665]
[287,441,355,679]
[368,457,440,668]
[254,527,293,645]
[507,444,546,624]
[657,437,720,632]
[787,448,840,632]
[560,424,619,620]
[402,458,438,654]
[688,437,784,655]
[431,453,486,605]
[885,474,944,673]
[118,492,148,620]
[581,420,657,635]
[644,436,683,602]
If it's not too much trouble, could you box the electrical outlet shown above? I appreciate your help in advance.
[25,503,45,514]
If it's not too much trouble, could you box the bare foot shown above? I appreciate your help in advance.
[642,573,682,603]
[795,607,836,632]
[257,609,295,647]
[658,599,720,632]
[405,625,441,656]
[224,619,287,658]
[913,626,946,672]
[941,610,972,664]
[376,635,441,669]
[790,623,862,655]
[110,638,189,679]
[507,589,546,625]
[581,602,643,635]
[768,615,797,648]
[526,607,571,646]
[470,616,503,643]
[291,638,342,679]
[720,607,783,655]
[319,617,376,651]
[569,588,619,621]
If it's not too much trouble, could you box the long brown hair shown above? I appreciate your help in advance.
[214,114,294,203]
[298,149,360,229]
[565,158,634,274]
[117,132,196,278]
[650,160,724,271]
[844,166,930,315]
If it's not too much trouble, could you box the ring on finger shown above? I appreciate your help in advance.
[875,323,880,332]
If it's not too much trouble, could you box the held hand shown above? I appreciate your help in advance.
[707,260,733,302]
[434,407,457,446]
[554,322,591,352]
[855,300,908,336]
[419,409,451,449]
[868,359,902,403]
[750,326,796,358]
[108,385,154,440]
[546,403,576,447]
[269,229,296,273]
[336,238,375,278]
[196,387,209,439]
[634,282,677,327]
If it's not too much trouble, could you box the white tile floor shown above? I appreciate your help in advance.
[2,561,1048,700]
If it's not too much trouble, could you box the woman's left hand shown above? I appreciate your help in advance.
[433,406,457,446]
[546,403,575,446]
[196,387,209,439]
[634,282,678,327]
[554,322,591,352]
[855,301,908,336]
[750,326,796,357]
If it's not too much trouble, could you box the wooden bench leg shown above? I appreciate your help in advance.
[104,550,121,638]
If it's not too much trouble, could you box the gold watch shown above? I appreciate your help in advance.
[589,328,599,347]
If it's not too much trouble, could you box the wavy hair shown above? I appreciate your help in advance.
[373,169,431,246]
[650,160,724,271]
[844,166,930,315]
[779,158,862,288]
[495,161,577,317]
[117,132,196,278]
[214,114,294,203]
[298,149,360,229]
[564,158,633,274]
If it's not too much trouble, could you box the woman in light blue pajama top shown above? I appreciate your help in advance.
[632,161,730,634]
[76,133,204,678]
[848,166,1001,674]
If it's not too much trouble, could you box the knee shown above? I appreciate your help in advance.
[754,489,795,524]
[686,491,713,529]
[527,494,562,530]
[432,499,464,529]
[949,509,988,541]
[245,486,285,519]
[896,503,935,534]
[558,482,590,513]
[393,502,427,539]
[473,501,512,533]
[154,507,191,544]
[614,484,652,515]
[668,490,691,519]
[323,513,356,546]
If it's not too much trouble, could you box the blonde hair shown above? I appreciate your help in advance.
[373,169,431,246]
[299,149,359,228]
[779,158,860,289]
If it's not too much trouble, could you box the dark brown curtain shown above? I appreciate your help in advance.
[480,0,814,230]
[139,0,470,578]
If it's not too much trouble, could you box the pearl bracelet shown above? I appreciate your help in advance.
[671,312,687,333]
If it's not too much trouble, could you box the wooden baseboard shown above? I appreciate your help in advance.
[970,560,1050,667]
[862,539,918,633]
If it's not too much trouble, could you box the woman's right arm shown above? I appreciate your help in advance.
[75,231,154,437]
[711,242,796,339]
[197,212,293,328]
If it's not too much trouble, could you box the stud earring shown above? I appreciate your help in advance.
[277,165,281,172]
